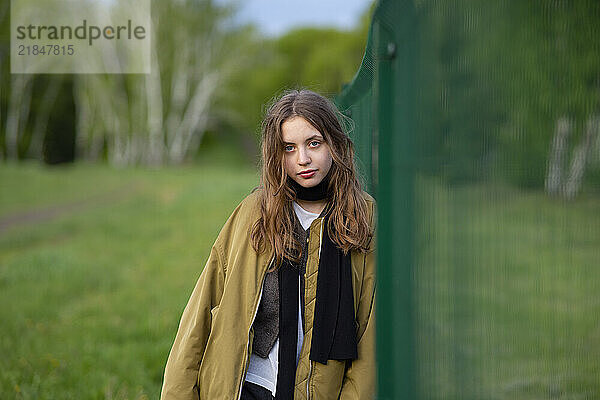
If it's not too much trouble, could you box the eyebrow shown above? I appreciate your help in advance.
[283,134,323,145]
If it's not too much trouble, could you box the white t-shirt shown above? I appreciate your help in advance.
[244,201,320,396]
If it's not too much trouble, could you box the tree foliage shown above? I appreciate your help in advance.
[220,13,371,156]
[0,0,371,165]
[415,0,600,196]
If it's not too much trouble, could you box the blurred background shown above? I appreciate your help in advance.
[0,0,373,166]
[1,0,600,399]
[0,0,374,398]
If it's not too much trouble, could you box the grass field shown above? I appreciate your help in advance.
[0,161,259,399]
[1,163,599,399]
[414,179,600,399]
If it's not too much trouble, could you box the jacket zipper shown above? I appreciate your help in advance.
[235,256,273,400]
[306,361,313,399]
[306,220,324,400]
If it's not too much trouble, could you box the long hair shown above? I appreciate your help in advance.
[251,89,372,266]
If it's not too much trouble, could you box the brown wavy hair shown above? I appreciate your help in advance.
[251,89,372,266]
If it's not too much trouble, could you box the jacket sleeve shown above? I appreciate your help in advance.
[339,198,377,399]
[160,242,226,400]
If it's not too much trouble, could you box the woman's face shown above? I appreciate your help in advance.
[281,116,333,188]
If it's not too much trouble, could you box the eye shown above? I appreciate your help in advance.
[284,144,294,152]
[309,140,320,148]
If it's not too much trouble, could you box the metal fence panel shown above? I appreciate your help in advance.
[336,1,600,399]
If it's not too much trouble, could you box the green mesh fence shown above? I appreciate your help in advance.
[335,1,600,399]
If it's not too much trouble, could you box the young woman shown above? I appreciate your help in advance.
[160,89,376,400]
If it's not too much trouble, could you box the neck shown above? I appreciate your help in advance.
[296,198,327,215]
[287,171,332,205]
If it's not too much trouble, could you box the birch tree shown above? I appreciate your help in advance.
[545,115,600,199]
[73,0,236,166]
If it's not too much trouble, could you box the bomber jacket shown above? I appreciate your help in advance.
[160,189,376,400]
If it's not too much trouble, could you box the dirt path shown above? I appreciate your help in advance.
[0,183,139,234]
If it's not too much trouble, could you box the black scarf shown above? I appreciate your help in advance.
[274,176,358,399]
[287,173,331,201]
[288,176,358,364]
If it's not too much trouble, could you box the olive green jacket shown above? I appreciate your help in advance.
[160,190,376,400]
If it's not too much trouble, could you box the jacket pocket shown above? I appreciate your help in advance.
[197,306,219,378]
[310,359,346,400]
[196,305,221,394]
[210,305,220,323]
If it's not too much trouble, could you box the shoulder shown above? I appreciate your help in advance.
[208,189,263,268]
[359,190,376,226]
[358,191,376,253]
[231,188,263,222]
[214,189,262,243]
[361,190,376,206]
[238,188,263,210]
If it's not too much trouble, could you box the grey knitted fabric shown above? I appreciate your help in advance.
[252,217,308,358]
[251,270,279,358]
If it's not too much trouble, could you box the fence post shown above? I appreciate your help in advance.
[374,1,417,398]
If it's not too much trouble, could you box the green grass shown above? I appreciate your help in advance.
[1,164,599,399]
[414,178,600,400]
[0,161,259,399]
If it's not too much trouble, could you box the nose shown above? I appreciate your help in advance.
[297,146,311,165]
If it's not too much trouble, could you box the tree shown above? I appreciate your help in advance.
[74,0,238,166]
[415,0,600,197]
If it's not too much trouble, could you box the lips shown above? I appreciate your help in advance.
[298,169,317,179]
